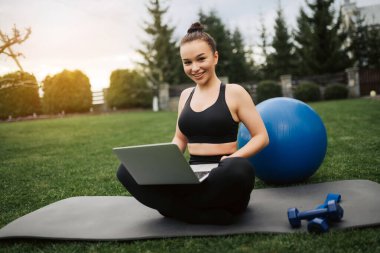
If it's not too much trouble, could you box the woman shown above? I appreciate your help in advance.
[117,22,269,225]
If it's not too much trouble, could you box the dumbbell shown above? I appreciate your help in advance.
[316,193,341,209]
[287,200,344,228]
[307,217,329,233]
[307,193,342,233]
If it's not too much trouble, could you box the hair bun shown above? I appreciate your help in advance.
[187,22,204,33]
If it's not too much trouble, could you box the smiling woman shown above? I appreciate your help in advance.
[174,22,269,163]
[116,22,269,225]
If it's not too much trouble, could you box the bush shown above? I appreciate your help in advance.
[294,82,321,102]
[256,80,282,103]
[42,70,92,114]
[106,69,152,109]
[324,83,348,100]
[0,71,41,120]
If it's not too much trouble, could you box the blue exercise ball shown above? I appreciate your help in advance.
[238,97,327,184]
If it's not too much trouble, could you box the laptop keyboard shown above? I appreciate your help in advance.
[195,171,210,180]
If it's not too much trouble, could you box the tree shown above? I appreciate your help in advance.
[42,70,92,114]
[245,43,260,81]
[138,0,180,110]
[347,11,380,69]
[229,28,251,82]
[348,12,369,68]
[257,16,271,79]
[105,69,152,109]
[294,0,350,75]
[0,26,39,120]
[198,9,233,78]
[267,4,295,78]
[0,71,40,119]
[366,25,380,68]
[293,8,313,75]
[0,25,31,72]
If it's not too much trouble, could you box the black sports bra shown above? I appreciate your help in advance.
[178,83,239,144]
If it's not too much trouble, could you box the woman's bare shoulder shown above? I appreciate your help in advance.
[181,87,194,96]
[179,87,194,101]
[225,83,250,96]
[178,87,194,109]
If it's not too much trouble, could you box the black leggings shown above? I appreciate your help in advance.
[116,157,255,225]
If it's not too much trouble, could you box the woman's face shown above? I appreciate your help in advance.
[180,40,218,85]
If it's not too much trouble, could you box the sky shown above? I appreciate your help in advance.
[1,0,379,91]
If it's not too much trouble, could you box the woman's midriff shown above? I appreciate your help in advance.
[188,141,237,156]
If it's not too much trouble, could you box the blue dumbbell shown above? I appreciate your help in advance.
[288,200,344,228]
[306,193,342,233]
[316,193,341,209]
[307,217,329,233]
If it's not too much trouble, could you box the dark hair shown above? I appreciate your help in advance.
[180,22,217,53]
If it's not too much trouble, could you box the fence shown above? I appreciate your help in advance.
[91,89,108,112]
[359,69,380,96]
[159,67,379,111]
[293,71,347,86]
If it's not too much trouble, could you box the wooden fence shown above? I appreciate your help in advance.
[359,69,380,96]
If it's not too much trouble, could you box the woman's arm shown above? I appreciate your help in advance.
[226,84,269,159]
[172,125,188,153]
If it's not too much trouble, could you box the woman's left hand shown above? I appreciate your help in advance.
[221,155,230,161]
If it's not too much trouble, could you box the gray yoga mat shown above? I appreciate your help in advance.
[0,180,379,241]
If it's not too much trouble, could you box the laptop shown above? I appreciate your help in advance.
[113,143,218,185]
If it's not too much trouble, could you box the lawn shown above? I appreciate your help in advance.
[0,98,379,253]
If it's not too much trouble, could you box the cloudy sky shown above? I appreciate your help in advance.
[0,0,379,91]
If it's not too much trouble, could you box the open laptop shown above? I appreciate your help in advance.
[113,143,218,185]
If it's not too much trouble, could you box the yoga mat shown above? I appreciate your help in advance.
[0,180,379,241]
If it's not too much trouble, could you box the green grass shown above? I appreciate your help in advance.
[0,98,379,253]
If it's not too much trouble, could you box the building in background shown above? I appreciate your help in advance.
[342,0,380,28]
